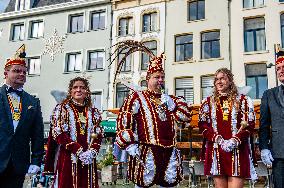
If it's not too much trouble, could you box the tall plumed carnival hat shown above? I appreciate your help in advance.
[109,40,166,85]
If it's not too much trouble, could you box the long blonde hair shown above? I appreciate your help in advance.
[213,68,238,103]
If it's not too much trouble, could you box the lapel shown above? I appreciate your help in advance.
[275,86,284,108]
[0,85,14,128]
[15,91,30,132]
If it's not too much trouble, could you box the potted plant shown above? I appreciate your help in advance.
[98,151,117,185]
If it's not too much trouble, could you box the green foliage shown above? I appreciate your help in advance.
[98,151,114,169]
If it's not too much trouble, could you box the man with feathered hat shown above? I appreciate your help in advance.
[112,40,192,187]
[0,45,44,187]
[260,45,284,187]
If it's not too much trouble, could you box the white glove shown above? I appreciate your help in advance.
[161,94,176,111]
[79,150,95,165]
[126,144,140,157]
[27,165,40,174]
[221,139,238,152]
[261,149,274,166]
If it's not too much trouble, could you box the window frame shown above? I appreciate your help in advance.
[245,63,268,99]
[118,48,132,72]
[87,50,105,71]
[142,12,157,33]
[91,91,103,111]
[281,13,284,47]
[187,0,205,21]
[244,17,266,52]
[175,34,193,62]
[27,57,41,76]
[29,20,44,39]
[175,77,194,104]
[243,0,265,8]
[11,23,25,41]
[116,83,130,108]
[118,17,133,36]
[90,10,106,30]
[201,30,220,59]
[68,13,84,33]
[65,52,82,72]
[200,75,214,101]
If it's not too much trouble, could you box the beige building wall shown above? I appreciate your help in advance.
[231,0,284,99]
[165,0,230,104]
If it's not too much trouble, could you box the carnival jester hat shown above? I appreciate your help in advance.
[5,44,27,69]
[109,40,166,85]
[276,44,284,65]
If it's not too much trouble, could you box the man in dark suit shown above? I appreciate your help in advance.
[0,45,44,188]
[260,48,284,188]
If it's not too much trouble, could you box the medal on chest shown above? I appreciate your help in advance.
[222,100,230,121]
[150,95,167,121]
[8,95,22,121]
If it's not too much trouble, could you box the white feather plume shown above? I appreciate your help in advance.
[50,90,67,103]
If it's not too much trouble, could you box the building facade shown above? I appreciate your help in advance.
[0,0,112,134]
[165,0,231,104]
[109,0,167,108]
[231,0,284,101]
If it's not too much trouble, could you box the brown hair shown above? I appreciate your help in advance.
[213,68,238,102]
[64,77,92,107]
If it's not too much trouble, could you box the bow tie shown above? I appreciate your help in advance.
[7,87,23,96]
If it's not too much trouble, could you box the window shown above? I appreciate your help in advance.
[118,17,133,36]
[201,31,220,59]
[142,12,157,32]
[281,14,284,47]
[118,48,131,72]
[116,83,130,108]
[66,52,82,72]
[175,77,194,104]
[201,75,214,101]
[30,20,44,38]
[140,80,147,88]
[91,91,102,111]
[69,14,84,33]
[17,0,27,11]
[27,57,40,75]
[141,41,157,70]
[11,23,24,41]
[280,0,284,2]
[244,17,266,52]
[91,11,105,30]
[188,0,205,21]
[245,63,267,99]
[87,50,104,70]
[175,34,193,62]
[243,0,264,8]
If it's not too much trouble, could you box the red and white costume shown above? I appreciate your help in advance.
[44,100,103,188]
[116,90,192,187]
[198,94,257,180]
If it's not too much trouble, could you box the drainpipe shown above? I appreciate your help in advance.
[106,3,113,117]
[228,0,232,70]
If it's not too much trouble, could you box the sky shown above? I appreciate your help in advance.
[0,0,10,13]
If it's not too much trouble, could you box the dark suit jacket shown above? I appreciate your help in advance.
[0,85,44,174]
[259,86,284,159]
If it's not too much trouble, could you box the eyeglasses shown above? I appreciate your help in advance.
[9,68,27,75]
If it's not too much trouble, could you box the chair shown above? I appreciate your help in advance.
[249,161,272,188]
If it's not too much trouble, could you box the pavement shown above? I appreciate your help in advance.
[24,176,267,187]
